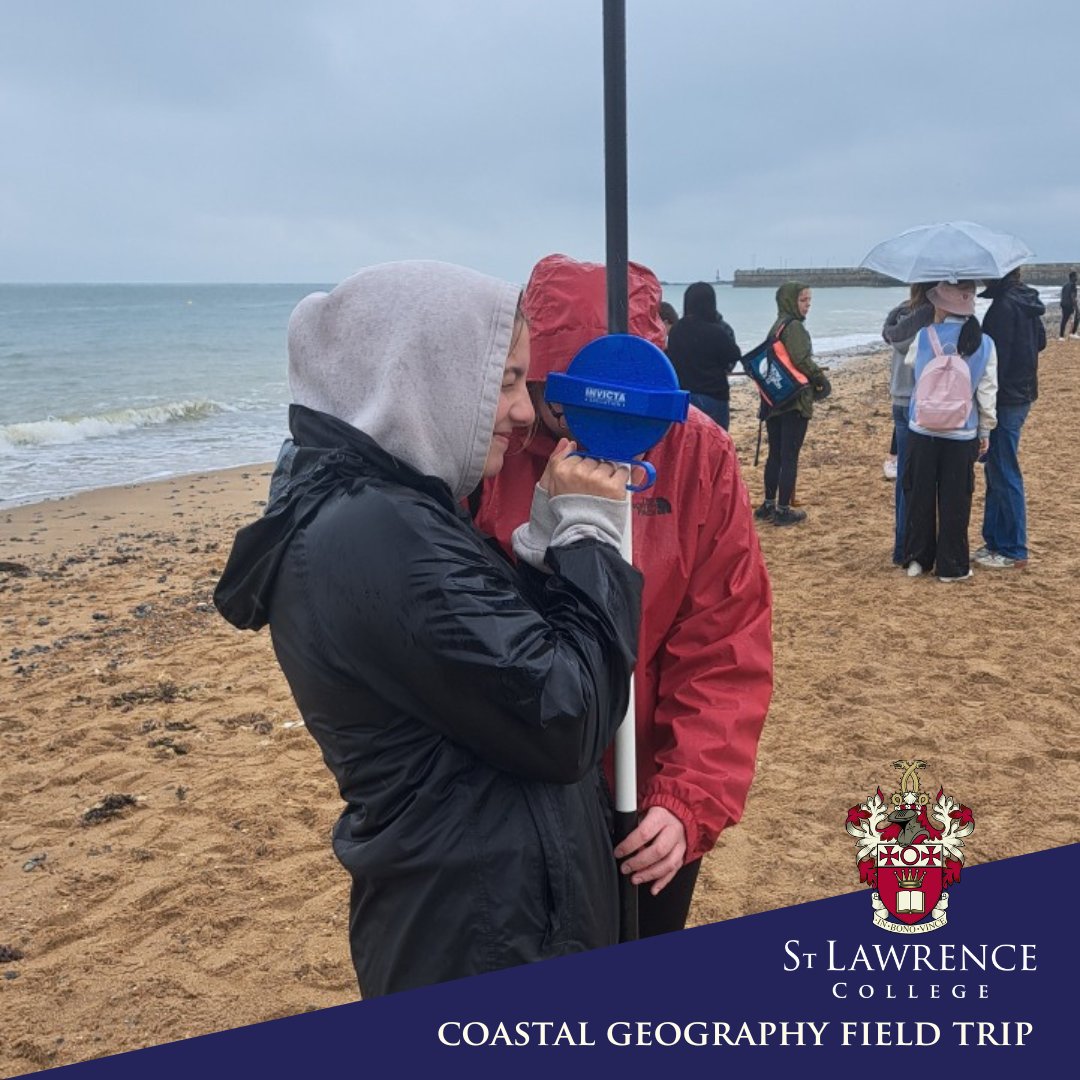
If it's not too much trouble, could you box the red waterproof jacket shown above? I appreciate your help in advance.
[475,254,773,862]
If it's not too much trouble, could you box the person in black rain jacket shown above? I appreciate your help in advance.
[214,261,642,998]
[665,281,742,429]
[975,268,1046,569]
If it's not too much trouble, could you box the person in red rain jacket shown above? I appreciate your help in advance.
[474,253,773,936]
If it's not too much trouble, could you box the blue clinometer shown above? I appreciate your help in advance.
[544,334,690,491]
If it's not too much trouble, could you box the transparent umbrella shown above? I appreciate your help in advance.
[860,221,1034,283]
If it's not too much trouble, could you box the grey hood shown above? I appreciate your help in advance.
[288,261,520,501]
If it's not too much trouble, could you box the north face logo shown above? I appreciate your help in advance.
[634,497,672,517]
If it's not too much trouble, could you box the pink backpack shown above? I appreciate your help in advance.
[912,325,973,432]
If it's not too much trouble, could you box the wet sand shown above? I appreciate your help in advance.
[2,339,1078,1074]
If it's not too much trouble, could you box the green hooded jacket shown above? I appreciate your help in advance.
[768,282,825,419]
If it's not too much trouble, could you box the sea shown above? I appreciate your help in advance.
[0,282,1059,508]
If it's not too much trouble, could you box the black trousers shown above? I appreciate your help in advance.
[903,432,979,578]
[1061,306,1079,337]
[763,411,810,506]
[638,858,702,937]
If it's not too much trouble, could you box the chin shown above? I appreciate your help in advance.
[481,452,506,480]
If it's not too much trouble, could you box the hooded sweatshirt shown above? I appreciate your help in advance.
[476,254,773,863]
[213,261,643,997]
[882,300,934,406]
[979,278,1047,405]
[1062,276,1078,311]
[767,282,824,419]
[665,282,742,400]
[286,260,517,501]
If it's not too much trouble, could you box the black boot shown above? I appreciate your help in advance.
[773,505,807,526]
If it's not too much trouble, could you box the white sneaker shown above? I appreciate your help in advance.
[1072,334,1080,340]
[975,552,1028,569]
[906,561,923,578]
[973,545,992,561]
[938,570,974,583]
[883,456,898,480]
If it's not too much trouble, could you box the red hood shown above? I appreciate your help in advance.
[523,253,668,381]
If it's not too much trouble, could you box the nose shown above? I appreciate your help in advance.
[509,381,535,427]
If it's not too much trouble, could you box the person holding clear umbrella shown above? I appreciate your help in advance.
[902,282,998,582]
[860,222,1030,575]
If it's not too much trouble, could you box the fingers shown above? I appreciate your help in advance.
[617,824,680,873]
[539,438,573,493]
[621,835,685,889]
[614,807,687,891]
[612,812,664,860]
[648,864,682,896]
[548,452,630,499]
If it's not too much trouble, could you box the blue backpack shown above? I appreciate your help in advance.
[741,319,811,411]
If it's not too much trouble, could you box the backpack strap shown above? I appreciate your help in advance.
[772,317,792,342]
[926,323,962,358]
[927,324,943,357]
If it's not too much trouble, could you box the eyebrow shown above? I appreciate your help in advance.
[505,365,528,380]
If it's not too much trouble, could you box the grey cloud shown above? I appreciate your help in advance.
[1,0,1075,283]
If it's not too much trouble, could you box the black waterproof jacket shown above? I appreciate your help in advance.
[979,280,1047,405]
[214,406,642,997]
[665,317,741,400]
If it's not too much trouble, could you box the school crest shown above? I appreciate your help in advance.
[845,760,974,934]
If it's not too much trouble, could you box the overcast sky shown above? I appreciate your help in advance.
[1,0,1075,284]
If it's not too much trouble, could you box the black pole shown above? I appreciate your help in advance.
[603,0,638,945]
[603,0,629,337]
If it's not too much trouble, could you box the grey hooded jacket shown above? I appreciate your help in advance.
[882,300,934,407]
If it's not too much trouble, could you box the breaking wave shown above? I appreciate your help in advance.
[0,400,225,449]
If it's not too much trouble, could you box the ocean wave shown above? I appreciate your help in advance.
[732,333,887,375]
[813,332,888,357]
[0,400,225,448]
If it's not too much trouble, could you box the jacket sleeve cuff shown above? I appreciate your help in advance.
[548,492,628,553]
[639,791,707,865]
[510,483,557,571]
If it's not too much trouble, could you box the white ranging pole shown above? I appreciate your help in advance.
[614,489,637,823]
[614,482,639,938]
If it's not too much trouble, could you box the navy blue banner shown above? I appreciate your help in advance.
[41,845,1075,1079]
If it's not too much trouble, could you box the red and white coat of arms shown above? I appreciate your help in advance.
[846,760,974,934]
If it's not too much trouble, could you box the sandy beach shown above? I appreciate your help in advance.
[2,338,1079,1074]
